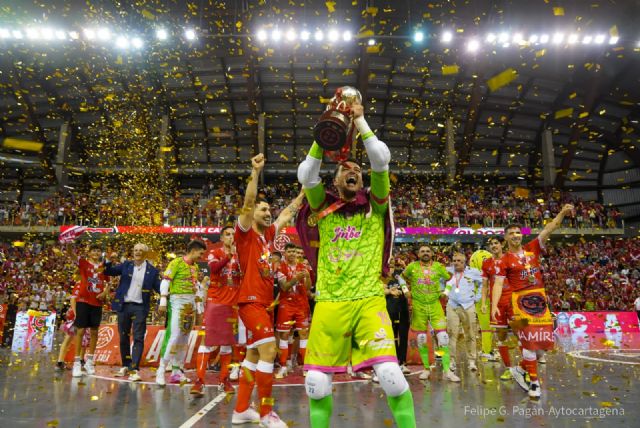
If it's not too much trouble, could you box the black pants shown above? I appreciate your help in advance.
[117,303,147,370]
[389,308,410,365]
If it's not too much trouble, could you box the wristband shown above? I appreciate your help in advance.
[159,296,167,307]
[401,285,409,294]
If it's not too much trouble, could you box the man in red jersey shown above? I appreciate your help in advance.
[71,243,110,378]
[481,236,513,381]
[191,226,242,396]
[275,243,311,378]
[491,204,574,399]
[231,154,305,428]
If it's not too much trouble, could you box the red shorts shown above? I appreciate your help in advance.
[202,301,237,346]
[238,302,275,348]
[276,305,310,332]
[491,298,513,329]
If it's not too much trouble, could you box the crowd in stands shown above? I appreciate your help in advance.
[0,178,624,229]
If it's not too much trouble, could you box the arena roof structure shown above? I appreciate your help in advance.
[0,0,639,223]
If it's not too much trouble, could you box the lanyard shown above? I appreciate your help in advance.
[453,271,464,292]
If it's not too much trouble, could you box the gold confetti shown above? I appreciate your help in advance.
[487,68,517,92]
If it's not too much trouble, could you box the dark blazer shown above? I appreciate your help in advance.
[105,260,161,315]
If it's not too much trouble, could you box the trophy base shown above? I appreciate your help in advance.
[314,110,350,152]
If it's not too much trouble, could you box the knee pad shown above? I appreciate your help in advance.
[416,333,428,348]
[436,331,449,347]
[220,345,232,355]
[373,362,409,397]
[305,370,333,400]
[522,348,536,361]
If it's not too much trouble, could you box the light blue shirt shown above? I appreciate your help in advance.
[444,267,483,310]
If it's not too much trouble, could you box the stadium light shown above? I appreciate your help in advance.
[594,34,605,44]
[83,28,96,40]
[55,30,66,40]
[486,33,496,43]
[156,28,168,40]
[568,34,579,44]
[131,37,143,48]
[582,35,593,44]
[184,28,196,40]
[256,29,267,41]
[68,31,79,40]
[608,36,619,45]
[300,30,310,41]
[97,28,110,41]
[26,28,40,39]
[115,36,129,49]
[441,31,453,43]
[39,28,55,40]
[328,29,339,42]
[285,29,297,41]
[512,33,524,44]
[11,30,22,39]
[342,30,352,42]
[367,38,376,46]
[539,34,549,44]
[314,30,324,41]
[498,32,509,43]
[529,34,539,43]
[414,31,424,42]
[552,33,564,44]
[467,39,480,52]
[0,28,10,38]
[271,29,282,41]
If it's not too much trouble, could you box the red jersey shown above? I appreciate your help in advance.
[207,247,242,305]
[72,258,108,307]
[481,257,511,305]
[496,238,544,292]
[235,223,277,305]
[277,262,310,310]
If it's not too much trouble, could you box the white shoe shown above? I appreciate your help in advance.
[400,364,411,375]
[419,370,430,380]
[128,370,142,382]
[445,369,461,382]
[114,367,129,377]
[510,366,529,392]
[84,359,96,375]
[156,365,166,386]
[232,407,261,424]
[528,381,541,398]
[538,354,547,364]
[275,366,288,379]
[260,410,288,428]
[229,365,240,381]
[469,361,478,372]
[72,361,83,378]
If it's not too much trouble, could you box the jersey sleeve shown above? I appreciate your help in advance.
[525,238,542,257]
[370,170,390,214]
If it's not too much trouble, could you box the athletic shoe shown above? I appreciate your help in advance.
[156,365,166,386]
[481,352,500,362]
[445,369,461,382]
[419,370,430,380]
[469,360,478,372]
[220,379,235,394]
[500,369,513,381]
[400,364,411,375]
[229,365,240,381]
[528,381,541,398]
[510,366,529,392]
[260,410,288,428]
[72,361,83,378]
[538,354,547,364]
[372,374,379,383]
[55,361,66,372]
[275,366,288,379]
[84,359,96,375]
[231,407,261,424]
[169,371,190,384]
[190,379,204,397]
[114,367,129,377]
[128,370,142,382]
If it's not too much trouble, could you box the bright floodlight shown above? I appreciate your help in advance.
[328,29,339,42]
[55,30,66,40]
[467,39,480,52]
[115,36,129,49]
[12,30,23,39]
[131,37,143,48]
[608,36,619,45]
[300,30,310,41]
[0,28,10,38]
[582,35,593,44]
[314,30,324,41]
[498,32,509,43]
[414,31,424,42]
[367,38,376,46]
[568,34,579,44]
[594,34,605,44]
[486,33,496,43]
[342,30,352,41]
[539,34,549,43]
[83,28,96,40]
[156,28,168,40]
[69,31,79,40]
[256,29,267,41]
[271,29,282,41]
[285,29,296,41]
[184,28,196,40]
[529,34,538,43]
[552,33,564,44]
[512,33,524,44]
[26,28,39,39]
[441,31,453,42]
[97,28,110,41]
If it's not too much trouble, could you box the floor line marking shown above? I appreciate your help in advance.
[568,349,640,365]
[179,391,227,428]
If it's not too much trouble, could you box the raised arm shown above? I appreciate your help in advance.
[538,204,574,244]
[274,191,306,231]
[297,142,327,210]
[238,154,265,231]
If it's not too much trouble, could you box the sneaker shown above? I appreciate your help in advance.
[260,410,288,428]
[190,379,204,397]
[220,379,235,394]
[528,381,541,398]
[538,354,547,364]
[232,407,261,424]
[114,367,129,377]
[481,352,499,362]
[169,371,190,384]
[469,360,478,372]
[128,370,141,382]
[84,359,96,375]
[372,374,379,383]
[229,365,240,381]
[275,366,288,379]
[419,370,431,380]
[55,361,66,372]
[510,366,529,392]
[500,369,513,381]
[72,361,83,378]
[156,365,166,386]
[445,369,461,382]
[400,364,411,375]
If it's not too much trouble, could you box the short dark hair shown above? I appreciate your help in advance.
[487,236,504,244]
[187,240,207,252]
[221,225,234,235]
[88,243,101,251]
[334,158,360,177]
[256,197,270,206]
[504,223,522,234]
[284,243,297,251]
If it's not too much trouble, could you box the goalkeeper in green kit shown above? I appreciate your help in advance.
[296,98,416,428]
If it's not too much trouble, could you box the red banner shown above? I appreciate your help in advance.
[554,311,640,335]
[0,304,7,343]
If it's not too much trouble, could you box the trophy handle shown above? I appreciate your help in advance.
[336,100,348,111]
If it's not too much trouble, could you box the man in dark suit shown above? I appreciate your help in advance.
[105,243,161,381]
